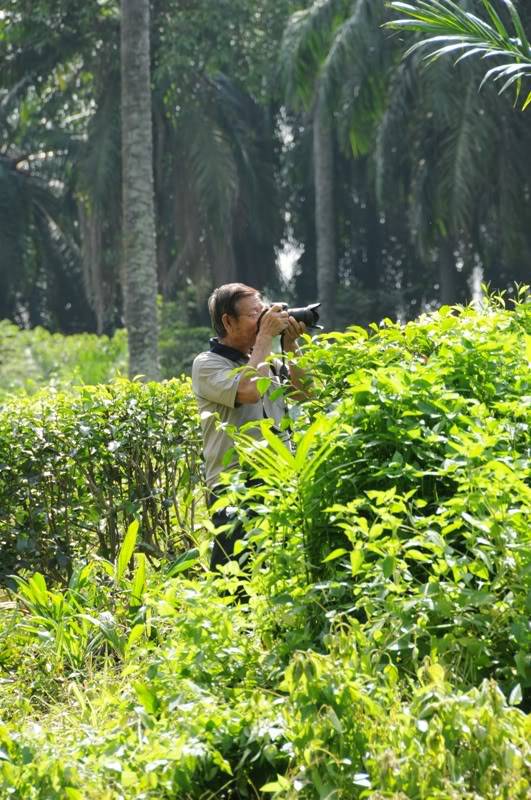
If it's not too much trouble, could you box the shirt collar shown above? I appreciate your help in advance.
[209,338,249,364]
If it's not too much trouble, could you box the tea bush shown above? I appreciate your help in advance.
[1,566,529,799]
[0,293,529,799]
[0,321,128,398]
[228,294,531,698]
[0,380,204,582]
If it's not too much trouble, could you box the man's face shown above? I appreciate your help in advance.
[224,293,265,351]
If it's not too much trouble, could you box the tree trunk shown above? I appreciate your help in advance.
[438,237,456,306]
[313,87,336,331]
[121,0,160,379]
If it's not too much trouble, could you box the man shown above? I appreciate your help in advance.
[192,282,307,570]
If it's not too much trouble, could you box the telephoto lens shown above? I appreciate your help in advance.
[286,303,321,328]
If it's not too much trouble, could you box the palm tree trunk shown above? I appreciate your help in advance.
[438,237,456,306]
[313,87,336,331]
[121,0,160,379]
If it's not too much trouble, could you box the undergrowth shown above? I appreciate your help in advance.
[0,292,529,799]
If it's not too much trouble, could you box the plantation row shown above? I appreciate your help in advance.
[0,379,203,582]
[0,314,211,400]
[0,292,530,798]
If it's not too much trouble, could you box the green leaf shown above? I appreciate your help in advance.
[508,683,522,706]
[130,552,146,606]
[259,422,296,468]
[261,775,291,792]
[134,682,160,715]
[116,520,139,583]
[166,548,200,576]
[382,556,395,578]
[350,549,364,576]
[256,376,272,396]
[427,663,446,684]
[125,624,145,655]
[64,790,84,800]
[322,547,348,563]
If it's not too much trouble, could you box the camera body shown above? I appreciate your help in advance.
[278,302,321,328]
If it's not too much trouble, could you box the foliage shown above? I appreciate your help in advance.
[1,521,148,679]
[3,0,531,339]
[389,0,531,109]
[0,0,297,331]
[0,293,530,798]
[0,378,203,582]
[0,320,127,399]
[226,291,531,698]
[0,309,213,399]
[0,569,529,798]
[280,0,531,321]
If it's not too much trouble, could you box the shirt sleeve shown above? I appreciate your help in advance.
[192,355,241,408]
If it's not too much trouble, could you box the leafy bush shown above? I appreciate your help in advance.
[1,569,529,799]
[0,321,128,399]
[227,293,531,698]
[271,645,531,799]
[0,293,529,800]
[0,379,203,582]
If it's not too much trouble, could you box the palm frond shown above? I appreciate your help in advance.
[492,110,531,268]
[438,78,482,232]
[183,110,239,240]
[320,0,391,153]
[279,0,352,108]
[388,0,531,107]
[374,59,417,206]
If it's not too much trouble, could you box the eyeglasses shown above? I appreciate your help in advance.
[238,308,265,319]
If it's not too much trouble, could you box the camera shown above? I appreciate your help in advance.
[278,302,321,328]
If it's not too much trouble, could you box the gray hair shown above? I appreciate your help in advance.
[208,283,260,338]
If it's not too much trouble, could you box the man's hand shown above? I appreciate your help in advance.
[256,304,290,339]
[282,316,306,353]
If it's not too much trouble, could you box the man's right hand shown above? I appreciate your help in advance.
[236,305,289,404]
[257,304,290,339]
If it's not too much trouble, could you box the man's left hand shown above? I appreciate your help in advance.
[283,317,306,352]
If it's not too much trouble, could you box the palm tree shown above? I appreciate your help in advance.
[280,1,343,330]
[388,0,531,108]
[152,73,282,301]
[281,0,531,316]
[120,0,160,380]
[280,0,397,328]
[0,0,123,332]
[0,65,91,331]
[1,0,288,334]
[386,0,531,293]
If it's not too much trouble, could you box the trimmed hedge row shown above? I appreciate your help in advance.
[0,379,203,583]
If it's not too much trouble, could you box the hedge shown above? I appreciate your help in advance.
[0,379,203,583]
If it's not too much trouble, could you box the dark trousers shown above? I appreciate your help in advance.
[209,507,246,572]
[207,481,261,572]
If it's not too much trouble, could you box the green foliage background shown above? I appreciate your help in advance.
[0,293,530,798]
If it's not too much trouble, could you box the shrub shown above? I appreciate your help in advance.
[228,294,531,697]
[0,379,203,583]
[1,576,529,799]
[0,321,127,399]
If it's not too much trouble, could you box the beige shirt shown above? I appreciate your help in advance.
[192,350,287,488]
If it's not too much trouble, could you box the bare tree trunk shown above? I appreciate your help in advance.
[79,203,116,335]
[121,0,160,379]
[313,86,336,331]
[438,237,456,306]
